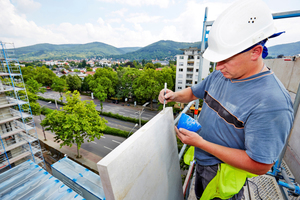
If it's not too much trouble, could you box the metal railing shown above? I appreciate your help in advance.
[174,100,196,199]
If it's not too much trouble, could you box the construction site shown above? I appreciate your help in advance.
[1,3,300,200]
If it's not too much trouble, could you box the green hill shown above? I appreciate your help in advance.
[268,41,300,57]
[119,47,142,53]
[110,40,202,60]
[16,42,127,61]
[14,40,300,61]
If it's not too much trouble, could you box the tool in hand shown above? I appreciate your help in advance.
[163,83,167,111]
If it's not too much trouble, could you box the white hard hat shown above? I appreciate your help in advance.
[203,0,277,62]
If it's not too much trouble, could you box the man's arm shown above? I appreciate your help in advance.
[158,87,198,104]
[175,127,273,175]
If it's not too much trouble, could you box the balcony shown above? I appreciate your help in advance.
[186,75,193,80]
[186,68,194,74]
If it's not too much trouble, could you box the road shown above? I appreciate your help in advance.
[81,135,126,158]
[38,100,140,133]
[36,91,159,158]
[38,90,158,121]
[35,114,133,158]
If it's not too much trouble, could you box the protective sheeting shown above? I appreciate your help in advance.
[0,160,84,200]
[51,157,105,200]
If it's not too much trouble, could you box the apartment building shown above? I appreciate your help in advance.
[175,47,211,92]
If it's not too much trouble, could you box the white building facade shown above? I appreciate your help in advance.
[175,47,211,92]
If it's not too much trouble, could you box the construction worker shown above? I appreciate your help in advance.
[158,0,294,199]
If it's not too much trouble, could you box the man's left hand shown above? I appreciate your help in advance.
[175,126,203,147]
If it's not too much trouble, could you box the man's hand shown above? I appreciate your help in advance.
[175,126,203,147]
[158,89,176,104]
[175,126,273,175]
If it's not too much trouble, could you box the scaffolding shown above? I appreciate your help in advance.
[0,41,45,173]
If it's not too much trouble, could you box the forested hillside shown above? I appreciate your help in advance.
[15,40,300,61]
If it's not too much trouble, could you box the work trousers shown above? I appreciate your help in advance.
[194,163,244,200]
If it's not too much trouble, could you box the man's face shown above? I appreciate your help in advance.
[216,51,251,80]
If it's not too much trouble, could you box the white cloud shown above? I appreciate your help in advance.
[268,17,300,46]
[11,0,41,14]
[172,0,300,46]
[159,25,181,42]
[0,0,63,47]
[169,1,231,42]
[0,0,161,48]
[111,8,128,17]
[97,0,171,8]
[1,0,299,49]
[125,13,162,24]
[107,18,122,24]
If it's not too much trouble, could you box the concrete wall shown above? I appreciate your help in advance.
[264,58,300,183]
[264,58,300,93]
[97,108,184,200]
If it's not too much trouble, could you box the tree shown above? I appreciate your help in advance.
[154,62,162,68]
[69,61,76,67]
[66,74,82,92]
[51,77,68,102]
[168,64,176,90]
[21,65,56,86]
[25,78,46,115]
[26,78,46,94]
[81,75,93,93]
[124,61,135,68]
[64,64,70,70]
[34,66,57,86]
[144,63,156,69]
[132,69,159,110]
[78,60,87,68]
[132,67,174,110]
[121,67,141,99]
[158,67,174,91]
[89,68,118,111]
[41,91,107,158]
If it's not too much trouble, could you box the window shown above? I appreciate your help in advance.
[196,69,199,72]
[179,56,184,59]
[178,80,182,84]
[197,56,200,59]
[179,62,184,66]
[195,81,198,84]
[178,87,182,90]
[178,74,183,78]
[179,68,183,72]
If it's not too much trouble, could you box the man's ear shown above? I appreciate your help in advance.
[251,45,263,61]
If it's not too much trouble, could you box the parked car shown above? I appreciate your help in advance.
[112,100,119,104]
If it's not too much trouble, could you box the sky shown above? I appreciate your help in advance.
[0,0,300,48]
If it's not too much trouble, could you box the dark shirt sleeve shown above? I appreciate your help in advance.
[244,109,293,164]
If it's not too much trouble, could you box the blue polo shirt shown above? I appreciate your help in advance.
[191,69,294,165]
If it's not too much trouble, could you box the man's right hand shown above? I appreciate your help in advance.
[158,89,176,104]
